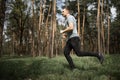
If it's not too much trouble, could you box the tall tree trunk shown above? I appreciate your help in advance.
[105,0,111,54]
[32,0,35,57]
[51,0,56,58]
[81,6,85,51]
[45,1,51,57]
[0,0,6,56]
[107,7,110,54]
[19,20,23,56]
[101,0,105,54]
[96,0,101,53]
[38,2,43,56]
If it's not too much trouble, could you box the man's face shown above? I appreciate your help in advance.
[62,9,69,17]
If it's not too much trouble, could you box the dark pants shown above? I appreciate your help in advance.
[64,37,98,68]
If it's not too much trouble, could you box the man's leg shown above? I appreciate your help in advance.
[70,37,104,63]
[64,40,75,69]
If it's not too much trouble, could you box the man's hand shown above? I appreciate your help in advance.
[60,30,64,34]
[62,33,67,39]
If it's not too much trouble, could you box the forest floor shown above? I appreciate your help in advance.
[0,54,120,80]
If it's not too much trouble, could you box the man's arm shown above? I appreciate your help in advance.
[60,22,74,34]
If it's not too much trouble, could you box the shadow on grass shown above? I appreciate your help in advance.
[0,60,28,80]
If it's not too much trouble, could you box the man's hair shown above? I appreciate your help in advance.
[62,6,71,11]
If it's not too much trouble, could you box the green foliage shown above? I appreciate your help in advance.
[0,54,120,80]
[3,0,119,56]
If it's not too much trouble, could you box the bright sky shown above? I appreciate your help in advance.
[111,6,117,19]
[88,4,117,19]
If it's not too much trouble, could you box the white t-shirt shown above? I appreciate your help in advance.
[65,15,79,40]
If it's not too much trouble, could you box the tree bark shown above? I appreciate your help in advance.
[0,0,6,56]
[96,0,101,53]
[101,0,105,54]
[77,0,81,36]
[45,1,52,57]
[107,9,110,54]
[51,0,56,58]
[38,1,43,56]
[31,0,35,57]
[106,0,110,54]
[81,6,85,51]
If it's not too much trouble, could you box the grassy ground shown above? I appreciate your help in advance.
[0,54,120,80]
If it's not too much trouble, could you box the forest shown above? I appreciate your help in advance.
[0,0,120,80]
[0,0,120,57]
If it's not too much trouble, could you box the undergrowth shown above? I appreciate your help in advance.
[0,54,120,80]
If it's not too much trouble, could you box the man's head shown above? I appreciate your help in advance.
[62,6,70,17]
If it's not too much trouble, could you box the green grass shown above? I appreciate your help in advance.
[0,54,120,80]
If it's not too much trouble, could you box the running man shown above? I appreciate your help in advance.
[60,6,104,69]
